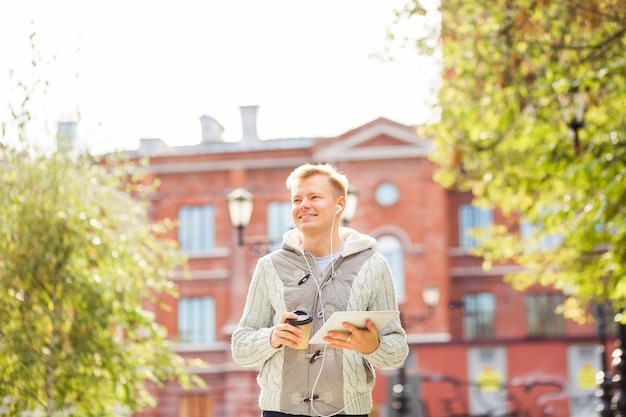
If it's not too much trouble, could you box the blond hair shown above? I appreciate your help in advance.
[285,163,348,198]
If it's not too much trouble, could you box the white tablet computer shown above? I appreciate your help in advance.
[308,310,399,345]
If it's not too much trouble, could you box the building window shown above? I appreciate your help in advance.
[179,393,213,417]
[178,296,215,344]
[520,219,563,251]
[376,235,405,303]
[459,204,493,249]
[375,182,399,206]
[526,293,565,337]
[463,292,495,339]
[178,205,215,252]
[267,201,293,251]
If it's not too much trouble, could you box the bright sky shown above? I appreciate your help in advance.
[0,0,440,154]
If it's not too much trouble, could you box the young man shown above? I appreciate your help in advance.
[231,163,408,417]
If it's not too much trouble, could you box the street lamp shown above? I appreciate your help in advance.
[422,284,441,311]
[558,84,626,416]
[227,188,254,246]
[559,85,587,156]
[403,284,441,323]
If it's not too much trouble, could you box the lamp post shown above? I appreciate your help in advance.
[227,188,254,246]
[613,312,626,416]
[227,188,274,256]
[559,85,587,156]
[422,285,441,313]
[558,86,624,416]
[225,188,255,337]
[392,285,441,417]
[596,302,614,417]
[614,311,626,416]
[559,82,626,416]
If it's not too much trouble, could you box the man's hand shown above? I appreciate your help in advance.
[270,311,303,349]
[325,319,380,354]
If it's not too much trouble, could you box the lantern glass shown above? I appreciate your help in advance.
[422,285,440,309]
[227,188,254,229]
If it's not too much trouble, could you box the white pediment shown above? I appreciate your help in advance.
[313,119,432,162]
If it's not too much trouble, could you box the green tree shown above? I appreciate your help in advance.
[0,32,202,417]
[397,0,626,321]
[0,149,203,416]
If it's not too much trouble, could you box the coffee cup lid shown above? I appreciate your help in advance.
[287,309,312,325]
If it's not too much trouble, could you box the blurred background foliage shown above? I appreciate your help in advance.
[0,37,203,417]
[395,0,626,322]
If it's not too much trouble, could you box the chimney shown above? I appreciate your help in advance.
[199,115,224,143]
[240,105,260,149]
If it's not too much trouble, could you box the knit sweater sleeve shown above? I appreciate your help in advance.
[231,256,285,367]
[359,253,409,370]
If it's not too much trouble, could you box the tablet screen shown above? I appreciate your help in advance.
[308,310,399,345]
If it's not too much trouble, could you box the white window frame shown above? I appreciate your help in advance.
[377,235,405,303]
[178,296,216,344]
[459,204,493,249]
[178,205,215,253]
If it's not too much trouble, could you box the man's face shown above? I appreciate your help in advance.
[291,174,339,235]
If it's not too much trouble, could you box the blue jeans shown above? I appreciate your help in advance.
[261,412,368,417]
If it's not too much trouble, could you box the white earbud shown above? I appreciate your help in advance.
[336,205,342,213]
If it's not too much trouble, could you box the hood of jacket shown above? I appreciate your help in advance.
[280,226,377,257]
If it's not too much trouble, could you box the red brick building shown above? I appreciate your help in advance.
[131,106,604,417]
